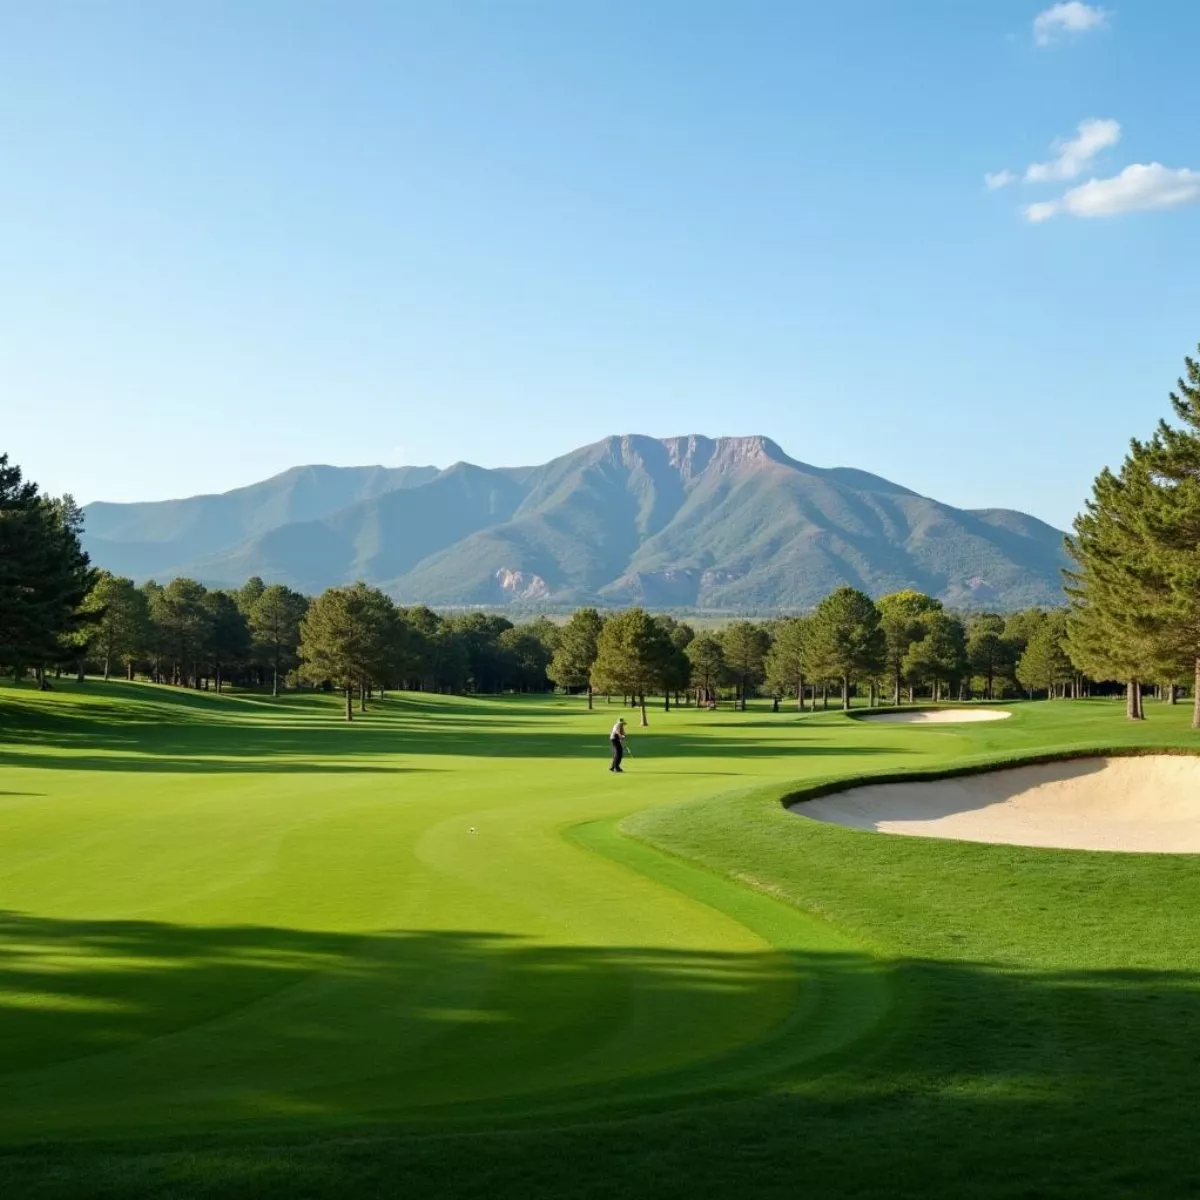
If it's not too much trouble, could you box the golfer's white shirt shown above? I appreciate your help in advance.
[611,723,625,740]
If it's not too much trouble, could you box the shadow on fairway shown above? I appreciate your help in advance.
[2,911,1200,1197]
[0,687,909,770]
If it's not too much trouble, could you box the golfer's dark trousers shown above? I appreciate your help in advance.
[610,738,624,771]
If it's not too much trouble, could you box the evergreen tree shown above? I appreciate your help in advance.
[152,578,211,688]
[236,576,266,617]
[349,583,400,707]
[876,590,941,704]
[298,583,394,720]
[498,626,554,691]
[1065,458,1163,721]
[590,608,671,727]
[764,616,809,709]
[902,611,967,702]
[655,616,695,709]
[1016,610,1074,698]
[721,621,769,711]
[82,572,147,680]
[1137,343,1200,726]
[806,587,886,710]
[966,612,1008,700]
[685,634,725,705]
[0,465,94,684]
[0,455,43,672]
[202,590,251,692]
[548,608,604,707]
[451,613,515,693]
[250,583,309,696]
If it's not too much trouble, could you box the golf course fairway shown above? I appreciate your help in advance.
[4,681,1200,1198]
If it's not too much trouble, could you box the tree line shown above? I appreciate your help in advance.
[8,539,1093,725]
[1066,342,1200,725]
[14,333,1200,734]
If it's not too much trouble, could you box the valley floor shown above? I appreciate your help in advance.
[1,682,1199,1197]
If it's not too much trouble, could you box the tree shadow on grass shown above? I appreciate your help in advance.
[0,911,1200,1197]
[0,692,913,770]
[0,751,421,774]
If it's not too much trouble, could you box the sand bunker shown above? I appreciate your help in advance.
[856,708,1012,724]
[793,756,1200,852]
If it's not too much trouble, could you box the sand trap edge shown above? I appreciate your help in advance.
[782,747,1200,853]
[852,708,1012,724]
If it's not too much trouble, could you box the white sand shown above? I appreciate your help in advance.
[857,709,1012,724]
[793,756,1200,852]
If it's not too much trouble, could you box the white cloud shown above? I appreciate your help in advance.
[985,169,1016,190]
[1024,201,1061,223]
[1025,118,1120,182]
[1034,2,1109,46]
[1023,163,1200,221]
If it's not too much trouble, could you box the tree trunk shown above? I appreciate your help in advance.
[893,668,901,706]
[907,686,914,704]
[76,659,85,684]
[215,664,222,694]
[360,680,367,712]
[103,655,111,681]
[345,687,354,722]
[869,680,878,708]
[1127,679,1145,721]
[664,692,670,711]
[587,684,593,711]
[127,660,134,682]
[1168,683,1178,705]
[821,683,828,710]
[1194,660,1200,729]
[798,673,806,711]
[639,695,648,728]
[273,661,280,698]
[842,674,851,711]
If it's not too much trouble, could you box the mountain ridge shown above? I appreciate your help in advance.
[81,435,1070,610]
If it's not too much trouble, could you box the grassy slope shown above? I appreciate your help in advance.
[1,684,1199,1196]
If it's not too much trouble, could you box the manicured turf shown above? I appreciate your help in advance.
[2,681,1200,1197]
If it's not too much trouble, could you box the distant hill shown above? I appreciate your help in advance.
[81,435,1070,609]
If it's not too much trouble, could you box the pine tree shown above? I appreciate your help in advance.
[806,587,886,710]
[876,591,941,705]
[548,608,604,707]
[902,612,968,702]
[298,583,395,720]
[590,609,671,727]
[763,617,809,709]
[966,613,1008,700]
[202,590,251,692]
[82,572,148,680]
[685,634,725,706]
[151,578,211,688]
[721,621,769,711]
[1065,460,1164,721]
[251,584,310,696]
[1016,611,1073,697]
[1139,344,1200,727]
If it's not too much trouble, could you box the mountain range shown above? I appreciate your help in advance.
[81,435,1070,610]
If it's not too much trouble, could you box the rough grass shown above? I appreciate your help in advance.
[1,682,1199,1197]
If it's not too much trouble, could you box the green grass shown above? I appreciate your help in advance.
[2,682,1200,1197]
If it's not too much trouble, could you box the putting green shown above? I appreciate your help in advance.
[4,683,1200,1200]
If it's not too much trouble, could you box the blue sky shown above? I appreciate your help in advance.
[3,1,1198,529]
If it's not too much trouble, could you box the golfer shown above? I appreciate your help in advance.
[609,718,627,773]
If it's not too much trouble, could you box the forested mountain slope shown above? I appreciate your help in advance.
[83,436,1069,609]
